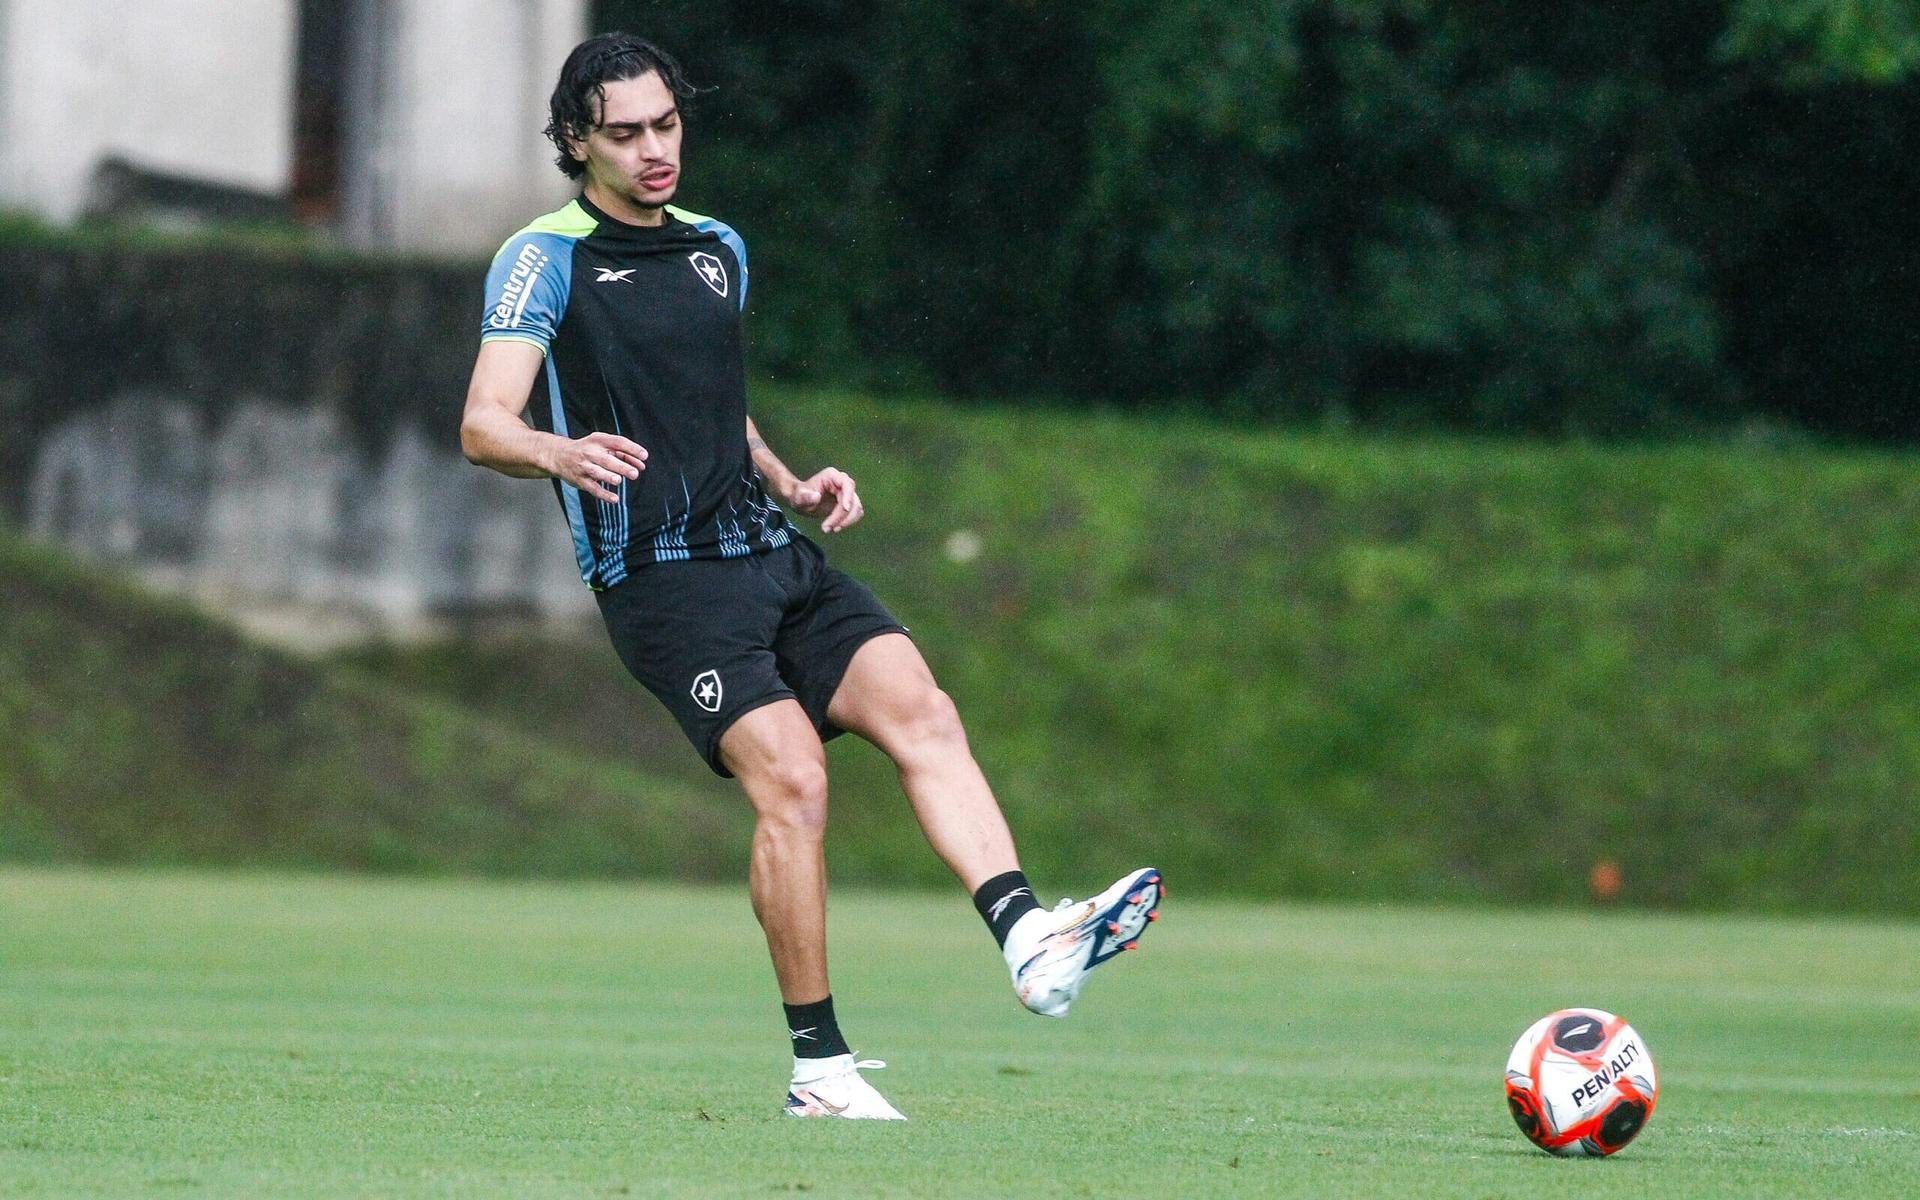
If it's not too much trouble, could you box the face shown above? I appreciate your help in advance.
[568,70,682,210]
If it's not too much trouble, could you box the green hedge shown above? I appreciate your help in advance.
[8,393,1920,912]
[756,391,1920,912]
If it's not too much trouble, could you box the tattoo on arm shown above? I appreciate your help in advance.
[748,436,768,453]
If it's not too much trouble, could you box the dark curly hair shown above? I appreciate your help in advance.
[544,34,700,180]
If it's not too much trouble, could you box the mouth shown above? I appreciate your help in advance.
[638,167,677,192]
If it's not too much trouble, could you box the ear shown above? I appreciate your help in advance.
[565,130,589,164]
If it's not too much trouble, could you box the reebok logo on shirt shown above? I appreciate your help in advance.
[595,268,636,283]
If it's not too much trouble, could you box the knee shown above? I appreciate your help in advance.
[887,686,967,756]
[754,757,829,836]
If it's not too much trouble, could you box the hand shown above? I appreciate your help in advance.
[788,467,864,533]
[549,431,646,503]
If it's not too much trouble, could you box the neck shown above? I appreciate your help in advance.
[583,180,667,227]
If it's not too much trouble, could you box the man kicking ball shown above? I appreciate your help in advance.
[459,33,1161,1120]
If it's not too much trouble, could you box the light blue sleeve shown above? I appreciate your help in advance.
[714,224,748,311]
[479,232,575,352]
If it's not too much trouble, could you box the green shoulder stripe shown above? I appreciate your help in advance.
[505,200,597,244]
[665,204,714,226]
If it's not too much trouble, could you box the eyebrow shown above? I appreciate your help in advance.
[597,107,679,132]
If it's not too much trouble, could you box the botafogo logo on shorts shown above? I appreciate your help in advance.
[691,669,723,713]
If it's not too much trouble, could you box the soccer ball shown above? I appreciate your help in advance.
[1504,1008,1657,1156]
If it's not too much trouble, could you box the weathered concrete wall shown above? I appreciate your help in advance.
[1,241,594,642]
[0,0,299,222]
[342,0,585,253]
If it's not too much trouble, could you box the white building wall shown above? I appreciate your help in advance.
[347,0,585,254]
[0,0,584,254]
[0,0,298,222]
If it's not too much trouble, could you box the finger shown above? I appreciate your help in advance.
[590,432,649,460]
[594,451,641,479]
[826,499,857,533]
[585,436,646,473]
[832,481,859,522]
[812,471,848,530]
[581,460,626,495]
[576,473,619,504]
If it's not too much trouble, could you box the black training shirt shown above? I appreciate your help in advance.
[479,194,792,588]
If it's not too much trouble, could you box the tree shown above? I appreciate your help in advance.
[589,1,1920,439]
[1723,0,1920,83]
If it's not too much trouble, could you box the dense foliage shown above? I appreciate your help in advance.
[597,0,1919,439]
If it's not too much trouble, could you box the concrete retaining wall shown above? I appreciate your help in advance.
[2,241,594,643]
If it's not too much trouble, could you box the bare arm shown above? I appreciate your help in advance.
[747,414,863,533]
[461,340,645,504]
[746,415,800,499]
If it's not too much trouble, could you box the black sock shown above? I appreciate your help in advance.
[973,870,1042,949]
[784,994,851,1059]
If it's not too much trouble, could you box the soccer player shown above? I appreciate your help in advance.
[460,33,1161,1120]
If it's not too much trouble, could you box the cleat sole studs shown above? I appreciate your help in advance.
[1147,911,1159,922]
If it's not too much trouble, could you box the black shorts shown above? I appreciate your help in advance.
[595,536,908,776]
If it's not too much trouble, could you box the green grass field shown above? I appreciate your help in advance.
[1,868,1914,1197]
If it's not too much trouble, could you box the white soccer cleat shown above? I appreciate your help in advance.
[784,1054,907,1120]
[1007,867,1163,1018]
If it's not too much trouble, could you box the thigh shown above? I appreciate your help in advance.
[823,632,941,741]
[596,558,795,777]
[717,697,828,792]
[770,539,910,738]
